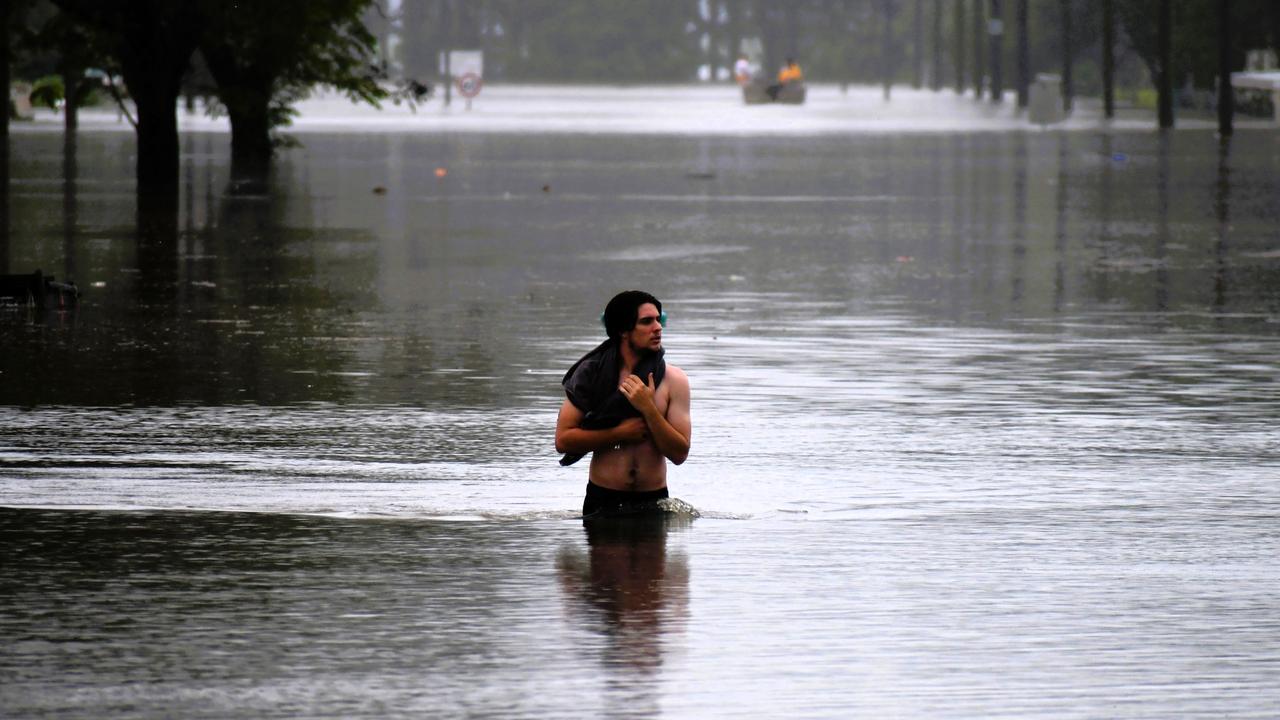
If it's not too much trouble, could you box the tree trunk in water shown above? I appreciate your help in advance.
[1217,0,1233,136]
[1157,0,1173,128]
[228,104,273,177]
[201,42,275,175]
[131,85,182,192]
[1102,0,1114,118]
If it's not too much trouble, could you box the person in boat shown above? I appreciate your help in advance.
[555,291,692,518]
[767,57,804,101]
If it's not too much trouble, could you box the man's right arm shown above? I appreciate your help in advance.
[555,398,647,455]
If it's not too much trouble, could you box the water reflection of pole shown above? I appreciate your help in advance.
[136,178,181,309]
[63,136,78,286]
[1053,133,1069,313]
[1213,137,1232,312]
[1154,134,1170,311]
[1010,133,1027,307]
[950,134,967,321]
[1095,134,1113,301]
[0,140,9,275]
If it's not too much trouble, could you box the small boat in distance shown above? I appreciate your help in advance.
[742,78,806,105]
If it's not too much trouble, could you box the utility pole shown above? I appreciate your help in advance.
[1157,0,1173,128]
[1102,0,1115,118]
[990,0,1004,103]
[1218,0,1234,136]
[932,0,943,91]
[913,0,924,89]
[883,0,895,100]
[977,0,988,99]
[955,0,966,94]
[1061,0,1074,113]
[442,0,453,108]
[1,0,11,139]
[974,0,987,99]
[1015,0,1029,108]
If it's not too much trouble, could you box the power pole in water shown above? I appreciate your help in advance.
[1102,0,1115,118]
[882,0,895,100]
[1061,0,1074,113]
[989,0,1004,103]
[974,0,987,99]
[932,0,943,91]
[1157,0,1173,128]
[955,0,967,94]
[1016,0,1029,109]
[913,0,924,89]
[1218,0,1234,136]
[1,0,10,139]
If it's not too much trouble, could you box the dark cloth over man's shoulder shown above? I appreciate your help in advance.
[559,340,665,466]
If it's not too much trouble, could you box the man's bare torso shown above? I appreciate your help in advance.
[588,369,674,492]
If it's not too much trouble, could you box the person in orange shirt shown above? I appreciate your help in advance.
[767,57,803,100]
[777,58,804,85]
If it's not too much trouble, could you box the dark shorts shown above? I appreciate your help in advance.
[582,481,669,519]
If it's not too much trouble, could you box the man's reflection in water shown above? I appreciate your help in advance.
[557,513,691,710]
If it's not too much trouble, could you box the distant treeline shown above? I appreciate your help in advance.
[5,0,1279,185]
[374,0,1279,93]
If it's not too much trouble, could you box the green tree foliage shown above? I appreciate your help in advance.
[50,0,201,189]
[199,0,385,168]
[480,0,700,82]
[1115,0,1274,89]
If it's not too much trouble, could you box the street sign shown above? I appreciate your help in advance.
[456,72,483,99]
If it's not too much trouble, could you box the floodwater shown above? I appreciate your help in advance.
[3,87,1280,718]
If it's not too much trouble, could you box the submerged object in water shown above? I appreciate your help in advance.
[0,270,79,310]
[742,79,806,105]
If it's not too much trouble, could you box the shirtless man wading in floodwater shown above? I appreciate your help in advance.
[555,291,692,518]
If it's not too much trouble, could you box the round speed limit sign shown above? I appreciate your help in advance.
[455,73,483,98]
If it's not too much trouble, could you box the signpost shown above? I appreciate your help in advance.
[441,50,483,110]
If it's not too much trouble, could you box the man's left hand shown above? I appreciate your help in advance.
[619,372,657,415]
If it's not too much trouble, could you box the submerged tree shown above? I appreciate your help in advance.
[199,0,385,171]
[50,0,200,190]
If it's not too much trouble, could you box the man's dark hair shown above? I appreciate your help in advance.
[603,290,662,340]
